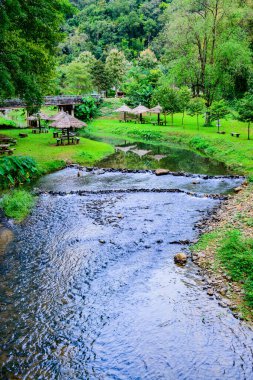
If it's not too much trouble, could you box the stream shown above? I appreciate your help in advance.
[1,166,253,379]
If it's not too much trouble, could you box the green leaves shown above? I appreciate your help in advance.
[0,0,74,105]
[0,156,39,189]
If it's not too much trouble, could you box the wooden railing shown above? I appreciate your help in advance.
[0,94,100,110]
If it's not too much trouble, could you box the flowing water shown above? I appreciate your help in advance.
[1,168,253,379]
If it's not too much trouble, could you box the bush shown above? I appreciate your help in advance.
[0,156,39,190]
[189,136,210,151]
[0,190,36,221]
[74,96,102,121]
[218,230,253,307]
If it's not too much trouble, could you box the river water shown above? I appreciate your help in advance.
[0,168,253,379]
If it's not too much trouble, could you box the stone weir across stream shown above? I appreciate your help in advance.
[0,168,253,380]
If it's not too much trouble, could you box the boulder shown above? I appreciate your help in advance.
[155,169,169,176]
[174,252,187,265]
[234,186,243,193]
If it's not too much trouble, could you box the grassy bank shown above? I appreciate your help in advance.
[191,184,253,320]
[0,190,36,222]
[0,128,114,221]
[87,115,253,176]
[1,129,114,173]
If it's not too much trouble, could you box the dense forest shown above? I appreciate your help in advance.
[1,0,253,116]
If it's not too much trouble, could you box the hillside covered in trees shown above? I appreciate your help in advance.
[60,0,172,62]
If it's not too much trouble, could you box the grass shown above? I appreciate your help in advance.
[218,230,253,308]
[87,113,253,175]
[0,128,115,173]
[0,190,36,221]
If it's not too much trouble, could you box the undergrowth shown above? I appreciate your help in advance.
[218,230,253,308]
[0,190,36,221]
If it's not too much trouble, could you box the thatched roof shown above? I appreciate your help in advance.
[115,104,133,113]
[149,105,163,114]
[132,104,150,114]
[27,112,51,121]
[51,114,87,129]
[49,111,67,121]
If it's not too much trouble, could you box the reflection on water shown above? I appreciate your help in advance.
[0,171,252,379]
[85,135,231,175]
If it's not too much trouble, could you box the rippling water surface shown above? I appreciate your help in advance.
[0,169,252,379]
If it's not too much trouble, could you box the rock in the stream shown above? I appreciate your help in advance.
[174,252,187,265]
[155,169,170,176]
[234,186,243,193]
[0,226,14,255]
[99,239,106,244]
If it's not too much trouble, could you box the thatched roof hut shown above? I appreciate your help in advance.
[132,104,150,114]
[115,105,133,113]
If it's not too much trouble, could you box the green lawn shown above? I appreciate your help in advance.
[1,129,114,173]
[87,114,253,176]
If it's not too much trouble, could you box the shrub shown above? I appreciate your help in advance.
[218,230,253,307]
[0,156,39,189]
[75,96,102,121]
[189,136,210,151]
[0,190,36,221]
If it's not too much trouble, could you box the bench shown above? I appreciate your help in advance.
[32,129,40,134]
[231,132,240,138]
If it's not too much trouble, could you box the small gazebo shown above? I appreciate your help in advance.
[27,112,51,131]
[115,104,133,122]
[132,104,150,123]
[51,113,87,144]
[149,104,163,125]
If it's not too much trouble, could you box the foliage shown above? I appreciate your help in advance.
[0,190,36,221]
[124,56,161,106]
[188,98,206,129]
[178,86,191,126]
[0,156,39,190]
[152,82,181,124]
[0,117,16,128]
[237,93,253,140]
[0,0,73,105]
[92,61,111,94]
[210,100,230,121]
[218,230,253,308]
[105,49,128,91]
[60,0,172,61]
[158,0,252,106]
[61,61,93,94]
[75,96,101,121]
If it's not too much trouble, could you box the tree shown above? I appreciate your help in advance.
[210,100,230,133]
[159,0,252,117]
[63,61,93,95]
[152,83,181,125]
[178,86,191,127]
[0,0,73,105]
[105,49,128,93]
[188,98,206,130]
[123,63,161,107]
[138,49,158,69]
[77,51,97,72]
[92,60,111,94]
[237,93,253,140]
